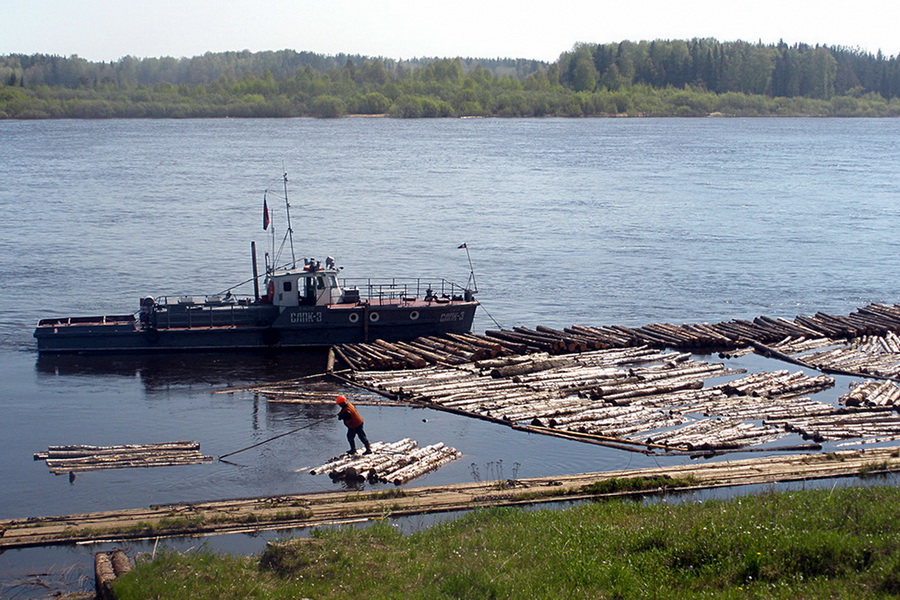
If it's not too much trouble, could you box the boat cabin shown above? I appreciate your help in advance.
[266,257,348,308]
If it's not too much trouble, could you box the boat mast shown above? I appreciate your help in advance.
[283,171,297,269]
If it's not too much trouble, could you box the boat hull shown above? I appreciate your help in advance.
[34,301,478,353]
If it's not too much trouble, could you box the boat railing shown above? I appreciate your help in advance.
[341,278,470,305]
[153,293,259,307]
[149,294,261,330]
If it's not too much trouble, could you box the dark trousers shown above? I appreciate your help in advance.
[347,425,371,452]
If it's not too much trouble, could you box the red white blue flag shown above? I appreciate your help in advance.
[263,197,270,230]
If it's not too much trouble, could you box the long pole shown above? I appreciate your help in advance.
[218,415,333,460]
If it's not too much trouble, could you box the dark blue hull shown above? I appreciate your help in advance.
[34,301,478,353]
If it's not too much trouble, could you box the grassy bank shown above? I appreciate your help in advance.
[115,485,900,599]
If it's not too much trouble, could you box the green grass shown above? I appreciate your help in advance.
[579,474,701,495]
[114,485,900,599]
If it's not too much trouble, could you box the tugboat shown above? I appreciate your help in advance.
[34,174,478,354]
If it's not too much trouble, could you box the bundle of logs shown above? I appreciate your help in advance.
[308,438,462,485]
[769,332,900,379]
[95,550,132,600]
[34,441,213,474]
[841,380,900,408]
[332,303,900,376]
[348,347,870,452]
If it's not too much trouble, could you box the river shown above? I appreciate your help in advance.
[0,117,898,595]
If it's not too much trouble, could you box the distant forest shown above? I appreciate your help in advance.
[1,39,898,118]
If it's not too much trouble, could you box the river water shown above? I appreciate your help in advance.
[1,117,898,594]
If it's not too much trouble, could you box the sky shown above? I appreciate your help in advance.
[3,0,898,63]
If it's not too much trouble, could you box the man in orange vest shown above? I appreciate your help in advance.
[336,395,372,455]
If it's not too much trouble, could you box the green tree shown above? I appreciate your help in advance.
[309,95,345,117]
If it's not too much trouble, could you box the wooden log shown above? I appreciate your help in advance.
[44,441,200,459]
[333,345,362,371]
[48,454,214,473]
[111,549,132,577]
[567,325,636,347]
[95,552,116,600]
[490,357,572,378]
[372,339,429,368]
[682,322,737,346]
[410,336,465,357]
[385,445,462,485]
[446,332,505,356]
[794,315,845,338]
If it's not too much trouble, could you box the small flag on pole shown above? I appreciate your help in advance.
[457,243,467,249]
[263,197,270,230]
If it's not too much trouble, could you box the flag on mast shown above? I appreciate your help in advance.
[457,242,467,249]
[263,197,270,230]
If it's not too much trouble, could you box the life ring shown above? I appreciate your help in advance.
[409,311,420,320]
[349,313,360,323]
[369,312,380,322]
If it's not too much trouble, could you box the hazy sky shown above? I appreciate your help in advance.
[4,0,898,62]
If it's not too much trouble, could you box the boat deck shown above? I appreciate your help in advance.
[37,314,136,328]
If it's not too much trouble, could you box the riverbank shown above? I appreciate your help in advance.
[113,484,900,599]
[3,445,899,550]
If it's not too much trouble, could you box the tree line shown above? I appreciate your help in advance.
[1,40,898,119]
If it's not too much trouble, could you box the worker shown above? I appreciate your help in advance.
[336,395,372,455]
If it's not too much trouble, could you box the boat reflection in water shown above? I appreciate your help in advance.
[35,348,329,392]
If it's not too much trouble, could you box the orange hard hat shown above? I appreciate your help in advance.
[336,395,347,404]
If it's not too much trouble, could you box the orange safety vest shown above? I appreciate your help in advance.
[338,402,364,429]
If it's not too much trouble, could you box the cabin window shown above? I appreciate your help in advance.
[283,281,293,292]
[317,277,325,289]
[328,275,337,288]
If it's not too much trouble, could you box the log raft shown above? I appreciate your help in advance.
[35,441,212,474]
[347,347,872,453]
[308,438,462,485]
[327,303,900,382]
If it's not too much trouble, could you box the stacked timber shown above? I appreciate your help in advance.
[35,441,212,474]
[309,438,461,485]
